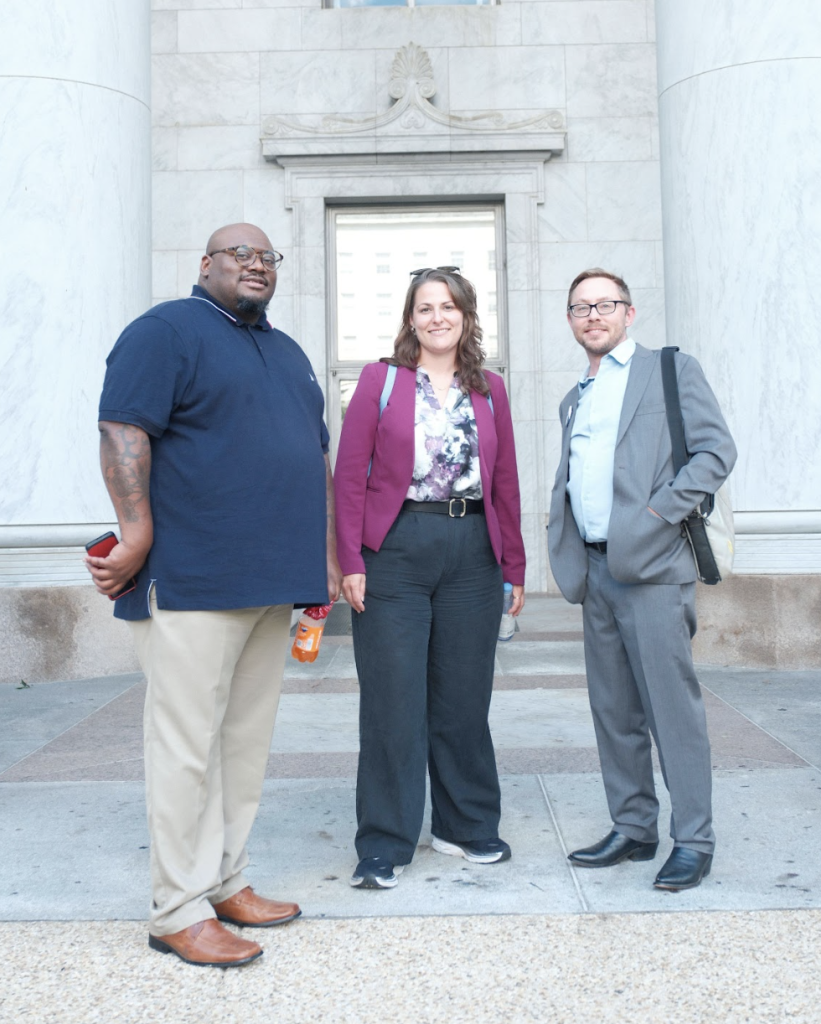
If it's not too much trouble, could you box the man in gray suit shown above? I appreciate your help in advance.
[548,268,736,890]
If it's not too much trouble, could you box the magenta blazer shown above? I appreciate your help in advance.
[334,362,526,584]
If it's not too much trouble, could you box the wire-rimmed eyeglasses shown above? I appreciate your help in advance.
[567,300,629,318]
[207,245,284,271]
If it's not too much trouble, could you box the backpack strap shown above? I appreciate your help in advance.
[379,363,397,419]
[368,363,398,478]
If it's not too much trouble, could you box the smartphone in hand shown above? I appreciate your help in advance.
[85,531,138,600]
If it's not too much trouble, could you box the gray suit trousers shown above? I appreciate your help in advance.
[582,549,714,854]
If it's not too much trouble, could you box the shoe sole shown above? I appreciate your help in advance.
[431,837,511,864]
[215,909,302,928]
[653,862,712,891]
[148,934,263,967]
[350,864,404,889]
[568,844,659,868]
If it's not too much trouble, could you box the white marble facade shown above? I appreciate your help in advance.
[149,0,664,592]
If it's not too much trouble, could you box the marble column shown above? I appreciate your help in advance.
[655,0,821,525]
[0,0,152,536]
[655,0,821,666]
[0,0,151,683]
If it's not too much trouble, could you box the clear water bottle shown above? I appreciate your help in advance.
[291,602,334,663]
[498,582,515,642]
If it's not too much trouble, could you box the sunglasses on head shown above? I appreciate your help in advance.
[410,266,461,276]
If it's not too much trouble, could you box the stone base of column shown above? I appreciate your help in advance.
[0,588,139,686]
[694,575,821,671]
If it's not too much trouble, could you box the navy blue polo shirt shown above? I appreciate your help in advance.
[99,286,330,620]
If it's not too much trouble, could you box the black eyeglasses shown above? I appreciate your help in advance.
[567,300,629,318]
[207,246,284,271]
[410,266,461,276]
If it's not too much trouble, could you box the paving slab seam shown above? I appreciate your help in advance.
[701,681,820,772]
[0,685,141,779]
[537,772,589,912]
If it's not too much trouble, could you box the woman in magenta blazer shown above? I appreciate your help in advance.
[334,267,526,890]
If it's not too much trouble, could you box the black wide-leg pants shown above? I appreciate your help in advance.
[352,509,504,865]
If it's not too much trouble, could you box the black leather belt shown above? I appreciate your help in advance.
[585,540,607,554]
[401,498,484,518]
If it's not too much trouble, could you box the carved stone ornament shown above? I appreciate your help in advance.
[261,43,565,163]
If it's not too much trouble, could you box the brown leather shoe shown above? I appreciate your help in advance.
[148,919,262,967]
[212,886,302,928]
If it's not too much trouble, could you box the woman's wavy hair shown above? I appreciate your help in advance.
[381,268,490,396]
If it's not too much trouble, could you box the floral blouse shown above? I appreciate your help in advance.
[405,368,483,501]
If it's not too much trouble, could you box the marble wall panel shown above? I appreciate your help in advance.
[153,0,240,9]
[177,8,300,52]
[508,369,541,424]
[542,370,581,470]
[245,0,318,7]
[506,289,541,373]
[260,50,378,116]
[447,46,565,111]
[271,297,299,346]
[626,287,665,348]
[537,162,588,243]
[522,1,647,45]
[152,53,260,126]
[152,127,178,170]
[538,290,582,372]
[414,5,522,49]
[152,11,178,53]
[336,8,411,51]
[300,8,346,50]
[645,0,655,42]
[176,250,204,297]
[565,116,654,163]
[504,193,540,247]
[565,43,656,119]
[585,160,662,241]
[177,125,265,170]
[153,250,178,297]
[294,290,328,375]
[656,0,821,90]
[539,240,658,293]
[0,81,150,525]
[2,0,150,101]
[241,169,294,253]
[520,512,549,591]
[511,421,543,515]
[506,241,535,293]
[152,170,244,249]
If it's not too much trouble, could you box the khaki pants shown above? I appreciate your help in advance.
[129,591,292,936]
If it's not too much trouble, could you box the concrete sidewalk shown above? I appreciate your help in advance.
[2,596,820,1022]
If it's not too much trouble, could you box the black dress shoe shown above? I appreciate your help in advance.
[654,847,713,890]
[568,830,659,868]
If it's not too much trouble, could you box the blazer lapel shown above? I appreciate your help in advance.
[616,344,654,445]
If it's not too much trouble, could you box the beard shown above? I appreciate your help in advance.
[236,295,271,319]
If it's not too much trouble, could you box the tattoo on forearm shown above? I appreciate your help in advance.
[100,423,151,524]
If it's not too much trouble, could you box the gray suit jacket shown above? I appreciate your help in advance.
[548,344,737,604]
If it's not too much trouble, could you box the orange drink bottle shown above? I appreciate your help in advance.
[291,602,334,663]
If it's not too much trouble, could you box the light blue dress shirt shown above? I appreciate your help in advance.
[567,338,636,543]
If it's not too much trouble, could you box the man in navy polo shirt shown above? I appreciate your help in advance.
[87,223,342,968]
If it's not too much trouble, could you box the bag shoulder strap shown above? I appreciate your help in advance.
[378,363,397,418]
[660,346,688,475]
[380,363,495,417]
